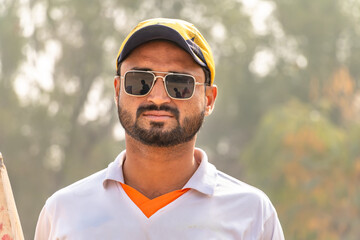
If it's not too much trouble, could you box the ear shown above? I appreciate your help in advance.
[114,76,121,104]
[204,84,218,116]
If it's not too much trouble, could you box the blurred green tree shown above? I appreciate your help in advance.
[242,98,360,239]
[240,1,360,239]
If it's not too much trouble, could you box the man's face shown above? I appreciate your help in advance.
[114,40,216,147]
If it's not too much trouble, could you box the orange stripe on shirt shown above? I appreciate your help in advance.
[120,183,190,218]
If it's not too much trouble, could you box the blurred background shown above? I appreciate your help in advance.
[1,0,360,239]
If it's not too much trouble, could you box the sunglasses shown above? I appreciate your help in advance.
[120,70,205,100]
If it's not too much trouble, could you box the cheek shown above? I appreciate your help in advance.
[191,91,207,111]
[118,93,138,113]
[178,97,206,119]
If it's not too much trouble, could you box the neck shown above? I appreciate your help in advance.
[122,135,199,199]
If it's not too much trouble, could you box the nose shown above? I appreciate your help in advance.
[146,76,171,105]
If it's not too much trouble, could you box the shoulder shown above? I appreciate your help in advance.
[195,148,274,209]
[214,169,277,217]
[45,168,107,209]
[216,170,267,197]
[45,151,126,207]
[213,171,284,239]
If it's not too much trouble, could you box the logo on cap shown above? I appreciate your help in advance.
[186,37,207,65]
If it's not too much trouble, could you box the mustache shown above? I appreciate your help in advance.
[136,104,180,119]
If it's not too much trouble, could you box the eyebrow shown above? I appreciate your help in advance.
[132,67,152,71]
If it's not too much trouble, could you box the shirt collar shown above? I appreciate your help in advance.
[103,150,126,188]
[103,148,217,196]
[183,148,217,196]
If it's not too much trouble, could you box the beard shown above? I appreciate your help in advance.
[117,103,205,147]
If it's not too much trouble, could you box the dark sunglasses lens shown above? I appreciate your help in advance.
[165,75,195,99]
[124,72,154,95]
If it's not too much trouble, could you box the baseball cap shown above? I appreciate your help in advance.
[116,18,215,85]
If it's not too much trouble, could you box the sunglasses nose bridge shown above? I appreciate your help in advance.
[153,75,166,83]
[147,74,172,102]
[152,74,168,91]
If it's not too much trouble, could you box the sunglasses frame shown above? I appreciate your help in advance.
[120,70,205,100]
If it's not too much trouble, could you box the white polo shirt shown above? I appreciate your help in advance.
[35,148,284,240]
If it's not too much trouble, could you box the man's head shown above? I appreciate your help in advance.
[114,18,217,147]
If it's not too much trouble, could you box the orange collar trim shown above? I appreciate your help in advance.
[120,183,190,218]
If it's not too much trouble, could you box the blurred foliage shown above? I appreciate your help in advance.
[242,98,360,239]
[0,0,359,238]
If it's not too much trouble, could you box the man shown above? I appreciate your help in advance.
[35,18,285,239]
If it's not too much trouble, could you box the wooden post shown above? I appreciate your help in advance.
[0,152,24,240]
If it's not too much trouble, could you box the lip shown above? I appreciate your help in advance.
[142,111,174,121]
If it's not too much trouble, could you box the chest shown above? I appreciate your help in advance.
[50,187,264,240]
